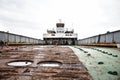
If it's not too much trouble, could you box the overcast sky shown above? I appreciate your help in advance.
[0,0,120,39]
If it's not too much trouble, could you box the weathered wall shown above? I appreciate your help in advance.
[0,31,44,45]
[78,30,120,47]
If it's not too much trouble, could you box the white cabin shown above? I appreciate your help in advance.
[43,22,77,45]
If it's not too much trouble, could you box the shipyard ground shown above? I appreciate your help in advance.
[0,45,120,80]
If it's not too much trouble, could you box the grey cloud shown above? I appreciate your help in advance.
[0,0,26,11]
[0,14,32,24]
[100,0,120,19]
[0,14,41,30]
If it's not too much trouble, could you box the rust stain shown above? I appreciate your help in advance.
[0,46,93,80]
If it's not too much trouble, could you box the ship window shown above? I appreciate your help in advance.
[66,34,69,36]
[52,34,55,36]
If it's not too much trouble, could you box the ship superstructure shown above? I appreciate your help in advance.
[43,21,77,45]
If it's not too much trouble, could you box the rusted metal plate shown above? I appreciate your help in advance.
[0,46,93,80]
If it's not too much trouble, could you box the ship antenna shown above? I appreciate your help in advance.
[59,19,62,23]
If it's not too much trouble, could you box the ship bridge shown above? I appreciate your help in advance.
[43,22,78,45]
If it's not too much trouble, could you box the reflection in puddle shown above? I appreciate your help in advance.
[33,48,43,50]
[38,61,62,67]
[7,60,33,67]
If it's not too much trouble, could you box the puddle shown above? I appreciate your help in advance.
[33,48,44,50]
[35,54,45,58]
[10,55,19,58]
[38,61,62,67]
[7,60,33,67]
[38,54,45,56]
[33,46,48,50]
